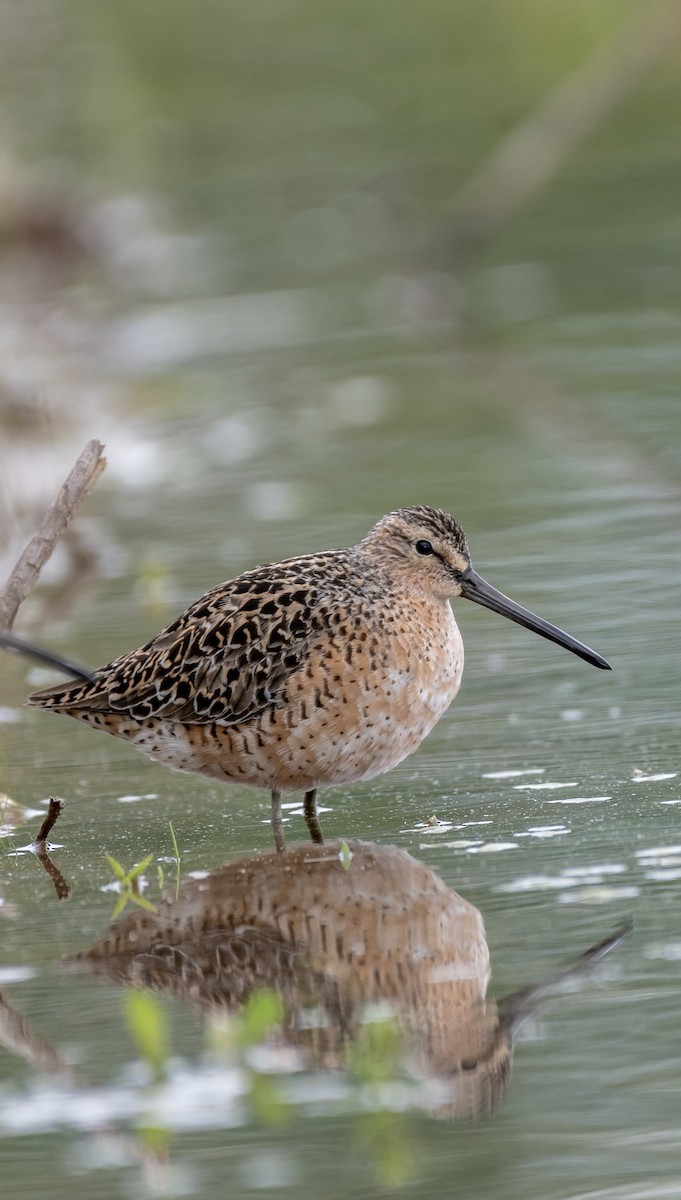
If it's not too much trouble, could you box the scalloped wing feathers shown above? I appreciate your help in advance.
[28,561,330,727]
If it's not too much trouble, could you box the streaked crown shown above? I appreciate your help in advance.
[358,506,472,597]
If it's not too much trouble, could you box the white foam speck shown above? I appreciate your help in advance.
[635,845,681,859]
[514,825,569,839]
[546,795,612,805]
[632,771,677,782]
[0,965,36,985]
[419,839,482,850]
[283,800,332,814]
[515,781,578,791]
[563,864,626,877]
[498,862,626,894]
[645,868,681,881]
[644,941,681,961]
[467,841,519,854]
[483,768,545,779]
[117,793,159,804]
[558,885,640,904]
[497,875,580,894]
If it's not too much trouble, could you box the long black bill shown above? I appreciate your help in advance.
[0,629,94,681]
[460,567,612,670]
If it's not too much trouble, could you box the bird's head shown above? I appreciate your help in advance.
[359,506,472,600]
[359,506,611,670]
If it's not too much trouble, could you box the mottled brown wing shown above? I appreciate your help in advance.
[30,566,326,726]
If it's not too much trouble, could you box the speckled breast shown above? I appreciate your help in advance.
[217,594,464,791]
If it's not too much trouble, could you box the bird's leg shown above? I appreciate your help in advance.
[303,788,324,844]
[271,788,286,855]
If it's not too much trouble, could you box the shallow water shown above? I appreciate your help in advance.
[2,383,679,1200]
[1,3,681,1197]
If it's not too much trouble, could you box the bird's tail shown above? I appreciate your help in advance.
[0,629,94,682]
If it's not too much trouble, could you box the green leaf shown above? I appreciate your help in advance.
[249,1072,290,1127]
[239,989,284,1048]
[111,893,129,920]
[358,1109,416,1189]
[168,821,181,899]
[338,841,353,870]
[348,1014,403,1084]
[127,853,155,881]
[136,1123,170,1155]
[123,990,168,1081]
[105,853,127,882]
[111,889,158,919]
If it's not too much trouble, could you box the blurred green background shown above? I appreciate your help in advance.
[1,3,680,1199]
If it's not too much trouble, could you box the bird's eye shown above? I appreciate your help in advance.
[415,539,434,556]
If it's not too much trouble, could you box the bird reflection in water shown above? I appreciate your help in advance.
[74,840,630,1120]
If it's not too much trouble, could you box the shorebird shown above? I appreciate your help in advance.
[0,505,610,850]
[75,839,630,1118]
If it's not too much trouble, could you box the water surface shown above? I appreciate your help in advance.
[1,3,680,1197]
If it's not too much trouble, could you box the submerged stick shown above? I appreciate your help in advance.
[33,845,71,901]
[0,438,106,631]
[34,795,65,844]
[32,797,71,900]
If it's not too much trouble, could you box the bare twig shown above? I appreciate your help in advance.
[0,439,106,631]
[34,796,65,844]
[31,797,71,900]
